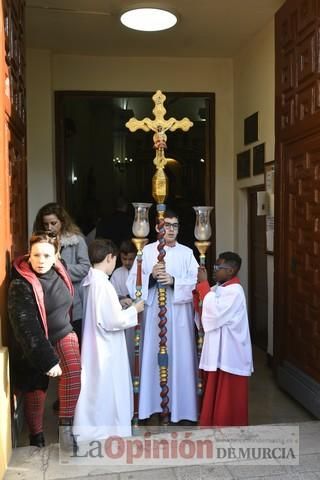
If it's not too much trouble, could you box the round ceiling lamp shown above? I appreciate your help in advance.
[120,7,177,32]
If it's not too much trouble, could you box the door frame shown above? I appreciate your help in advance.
[54,90,216,265]
[247,184,268,349]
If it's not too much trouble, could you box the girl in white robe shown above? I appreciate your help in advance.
[73,239,144,443]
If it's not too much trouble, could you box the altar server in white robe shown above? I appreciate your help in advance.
[126,210,199,422]
[110,240,136,301]
[111,240,137,374]
[73,239,144,443]
[194,251,253,427]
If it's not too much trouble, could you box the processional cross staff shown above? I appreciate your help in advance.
[126,90,193,426]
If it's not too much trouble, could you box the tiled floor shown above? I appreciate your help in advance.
[7,346,320,479]
[6,421,320,479]
[249,348,314,425]
[17,346,314,448]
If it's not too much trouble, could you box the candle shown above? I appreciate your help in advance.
[132,202,152,238]
[193,206,213,241]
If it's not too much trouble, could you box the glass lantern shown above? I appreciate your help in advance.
[132,203,152,238]
[193,206,213,241]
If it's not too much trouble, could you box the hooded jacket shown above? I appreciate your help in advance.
[59,233,90,321]
[8,256,73,391]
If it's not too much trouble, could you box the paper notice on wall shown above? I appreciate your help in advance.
[257,191,267,216]
[265,163,275,253]
[266,215,274,253]
[265,164,275,194]
[268,193,275,217]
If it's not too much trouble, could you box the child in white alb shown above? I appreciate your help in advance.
[110,240,137,374]
[194,251,253,427]
[73,239,144,443]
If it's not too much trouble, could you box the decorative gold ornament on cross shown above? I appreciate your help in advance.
[126,90,193,426]
[126,90,193,204]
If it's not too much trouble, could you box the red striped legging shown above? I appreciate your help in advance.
[24,332,81,435]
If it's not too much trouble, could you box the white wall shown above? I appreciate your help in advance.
[234,19,275,355]
[26,52,234,253]
[26,49,55,233]
[26,20,277,357]
[27,26,276,355]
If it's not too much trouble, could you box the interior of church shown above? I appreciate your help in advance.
[56,93,211,251]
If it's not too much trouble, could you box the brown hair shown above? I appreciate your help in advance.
[29,231,60,254]
[33,202,80,235]
[119,240,137,255]
[164,209,179,221]
[88,239,118,265]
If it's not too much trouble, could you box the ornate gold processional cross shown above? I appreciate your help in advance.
[126,90,193,425]
[126,90,193,203]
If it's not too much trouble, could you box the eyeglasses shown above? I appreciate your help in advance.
[164,222,179,230]
[213,264,232,271]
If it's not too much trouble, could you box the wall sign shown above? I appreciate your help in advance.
[244,112,259,145]
[253,143,265,175]
[237,150,251,179]
[265,161,275,254]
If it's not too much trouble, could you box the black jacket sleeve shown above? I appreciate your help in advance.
[8,278,59,374]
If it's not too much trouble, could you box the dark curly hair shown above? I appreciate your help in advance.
[33,202,80,235]
[218,251,242,273]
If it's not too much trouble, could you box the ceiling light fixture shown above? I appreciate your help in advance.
[120,7,177,32]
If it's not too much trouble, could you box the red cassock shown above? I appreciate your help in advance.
[199,369,248,427]
[194,277,252,428]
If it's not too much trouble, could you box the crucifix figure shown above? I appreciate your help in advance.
[126,90,193,425]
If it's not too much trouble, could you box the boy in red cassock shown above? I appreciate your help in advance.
[194,251,253,427]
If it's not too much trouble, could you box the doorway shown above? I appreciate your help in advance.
[55,91,215,257]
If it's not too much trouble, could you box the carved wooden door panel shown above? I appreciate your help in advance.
[0,0,26,345]
[1,0,26,451]
[284,135,320,383]
[3,0,27,259]
[275,0,320,415]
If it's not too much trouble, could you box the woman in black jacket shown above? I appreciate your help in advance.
[33,202,90,346]
[8,232,81,448]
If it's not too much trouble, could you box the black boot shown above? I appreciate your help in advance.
[30,432,45,448]
[59,417,77,454]
[52,398,60,413]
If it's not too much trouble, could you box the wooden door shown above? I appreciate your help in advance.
[284,134,320,381]
[0,0,10,346]
[248,186,268,351]
[4,0,27,260]
[0,0,27,342]
[0,0,26,460]
[275,0,320,417]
